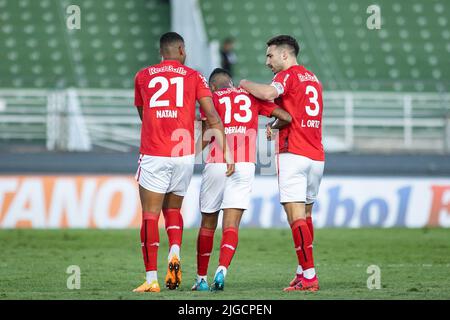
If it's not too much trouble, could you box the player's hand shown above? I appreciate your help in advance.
[266,123,273,140]
[266,122,275,141]
[226,163,235,177]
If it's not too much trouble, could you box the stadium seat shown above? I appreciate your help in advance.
[0,0,170,89]
[199,0,449,93]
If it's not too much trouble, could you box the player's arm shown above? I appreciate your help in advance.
[266,108,292,141]
[269,108,292,129]
[134,72,144,121]
[194,119,210,155]
[239,79,279,101]
[199,96,235,176]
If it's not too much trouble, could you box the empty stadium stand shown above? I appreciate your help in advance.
[0,0,170,89]
[200,0,449,93]
[0,0,448,154]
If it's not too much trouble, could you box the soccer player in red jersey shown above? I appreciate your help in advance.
[133,32,234,293]
[192,68,292,291]
[240,35,325,292]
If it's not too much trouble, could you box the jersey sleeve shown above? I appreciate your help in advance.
[255,97,278,117]
[271,71,291,97]
[134,72,143,107]
[195,72,213,100]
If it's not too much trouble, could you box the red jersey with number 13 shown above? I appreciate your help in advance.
[271,65,325,161]
[201,87,277,163]
[134,60,212,157]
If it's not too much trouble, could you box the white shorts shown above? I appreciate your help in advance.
[277,153,324,204]
[200,162,256,213]
[136,154,195,196]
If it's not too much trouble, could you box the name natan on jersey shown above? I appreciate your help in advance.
[134,60,212,157]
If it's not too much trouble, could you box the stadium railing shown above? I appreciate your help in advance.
[0,89,449,154]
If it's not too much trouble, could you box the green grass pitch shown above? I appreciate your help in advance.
[0,228,449,300]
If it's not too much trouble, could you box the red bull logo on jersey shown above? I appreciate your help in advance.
[298,72,319,83]
[148,65,187,76]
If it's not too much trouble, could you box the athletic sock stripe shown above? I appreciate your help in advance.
[221,244,236,251]
[298,226,308,262]
[166,226,181,231]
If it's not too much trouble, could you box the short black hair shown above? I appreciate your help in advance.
[266,35,300,57]
[159,32,184,50]
[209,67,232,84]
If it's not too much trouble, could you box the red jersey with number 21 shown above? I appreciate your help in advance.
[271,65,325,161]
[134,60,212,157]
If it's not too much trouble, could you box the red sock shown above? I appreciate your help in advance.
[163,208,183,247]
[140,212,160,271]
[218,227,239,268]
[306,216,314,242]
[196,227,215,276]
[290,219,315,270]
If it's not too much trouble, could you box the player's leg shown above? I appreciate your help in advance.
[306,204,314,242]
[133,155,171,293]
[192,211,219,291]
[211,162,254,291]
[283,201,316,291]
[163,154,195,290]
[161,193,185,290]
[278,153,317,291]
[290,159,324,291]
[305,159,324,243]
[162,193,184,256]
[290,203,315,288]
[211,208,243,291]
[193,163,225,290]
[133,185,166,292]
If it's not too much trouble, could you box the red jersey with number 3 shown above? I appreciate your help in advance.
[271,65,325,161]
[134,60,212,157]
[201,87,278,163]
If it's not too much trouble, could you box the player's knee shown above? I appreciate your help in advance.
[201,213,218,229]
[222,218,240,230]
[141,204,163,214]
[305,206,313,217]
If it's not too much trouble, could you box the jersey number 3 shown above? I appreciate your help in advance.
[148,76,184,108]
[305,85,320,117]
